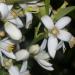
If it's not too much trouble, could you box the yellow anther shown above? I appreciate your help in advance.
[0,31,5,38]
[3,58,13,69]
[51,27,59,36]
[6,44,15,52]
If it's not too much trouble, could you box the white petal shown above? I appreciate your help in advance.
[4,22,22,40]
[8,5,13,11]
[20,61,28,72]
[57,30,72,41]
[36,2,45,6]
[38,59,52,66]
[55,16,71,29]
[56,41,64,50]
[0,38,14,51]
[6,13,14,20]
[48,36,58,58]
[41,15,54,30]
[9,17,24,28]
[1,38,13,44]
[15,49,29,61]
[0,3,9,19]
[20,70,30,75]
[27,1,39,3]
[8,66,19,75]
[16,18,24,28]
[40,39,47,50]
[36,59,54,71]
[25,12,33,29]
[1,50,16,59]
[34,51,49,60]
[19,4,27,9]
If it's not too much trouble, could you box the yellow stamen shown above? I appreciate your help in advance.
[6,44,15,52]
[0,31,5,38]
[50,27,59,36]
[3,58,13,69]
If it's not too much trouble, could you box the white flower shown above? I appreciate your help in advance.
[4,22,22,40]
[0,38,16,59]
[29,40,54,71]
[15,49,29,61]
[41,15,72,58]
[8,61,30,75]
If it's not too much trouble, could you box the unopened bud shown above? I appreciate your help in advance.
[15,49,29,61]
[29,44,40,55]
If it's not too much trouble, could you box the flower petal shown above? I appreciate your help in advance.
[41,15,54,30]
[27,0,39,4]
[8,66,19,75]
[1,50,16,59]
[20,61,28,72]
[25,12,33,29]
[4,22,22,40]
[40,39,47,50]
[19,4,27,9]
[34,51,49,60]
[55,16,71,29]
[0,38,14,51]
[36,59,54,71]
[20,70,30,75]
[56,41,64,50]
[8,5,13,11]
[48,36,58,58]
[9,17,24,28]
[0,3,9,19]
[57,30,72,41]
[15,49,29,61]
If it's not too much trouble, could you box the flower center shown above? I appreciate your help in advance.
[6,44,15,52]
[3,58,13,69]
[50,27,59,36]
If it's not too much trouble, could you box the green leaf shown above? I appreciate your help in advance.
[45,0,50,14]
[53,6,75,21]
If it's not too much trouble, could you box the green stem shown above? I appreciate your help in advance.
[44,0,50,15]
[31,33,45,44]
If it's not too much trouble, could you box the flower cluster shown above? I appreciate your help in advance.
[0,0,75,75]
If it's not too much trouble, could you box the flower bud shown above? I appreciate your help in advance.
[29,44,40,55]
[15,49,29,61]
